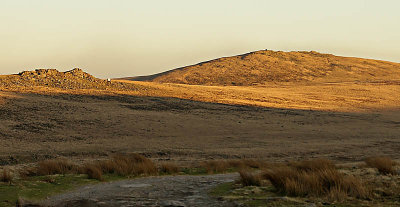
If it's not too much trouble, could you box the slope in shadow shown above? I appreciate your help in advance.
[0,92,399,165]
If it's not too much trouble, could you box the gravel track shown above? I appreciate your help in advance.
[43,173,239,207]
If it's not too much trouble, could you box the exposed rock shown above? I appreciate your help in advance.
[0,68,139,91]
[43,173,237,207]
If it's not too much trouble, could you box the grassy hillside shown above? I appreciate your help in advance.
[123,50,400,86]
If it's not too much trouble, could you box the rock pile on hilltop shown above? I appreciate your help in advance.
[0,68,137,91]
[19,68,95,81]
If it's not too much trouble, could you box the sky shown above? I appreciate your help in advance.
[1,0,399,78]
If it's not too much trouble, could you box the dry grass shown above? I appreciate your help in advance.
[226,160,245,169]
[35,159,77,176]
[19,167,40,178]
[261,159,370,200]
[203,159,268,174]
[239,170,262,186]
[241,159,268,169]
[365,156,397,175]
[290,158,336,172]
[95,153,157,176]
[129,50,400,86]
[85,165,103,181]
[17,154,157,179]
[0,169,13,183]
[159,163,180,174]
[202,160,230,174]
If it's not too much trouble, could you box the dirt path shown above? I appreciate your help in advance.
[42,173,239,207]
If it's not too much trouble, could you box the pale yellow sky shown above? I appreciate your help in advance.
[1,0,399,78]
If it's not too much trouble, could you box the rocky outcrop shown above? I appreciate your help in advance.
[0,68,137,91]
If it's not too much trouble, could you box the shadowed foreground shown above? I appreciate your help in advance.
[0,91,399,165]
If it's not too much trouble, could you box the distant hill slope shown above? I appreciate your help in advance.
[122,50,400,86]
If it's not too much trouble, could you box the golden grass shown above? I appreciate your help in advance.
[95,153,157,176]
[131,50,400,86]
[0,169,13,183]
[2,75,400,113]
[35,159,77,176]
[84,165,103,181]
[239,170,262,186]
[365,156,398,175]
[115,80,400,112]
[262,160,370,200]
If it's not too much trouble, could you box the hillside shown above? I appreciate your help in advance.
[122,50,400,86]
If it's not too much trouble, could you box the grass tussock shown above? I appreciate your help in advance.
[365,156,397,175]
[239,170,262,186]
[94,153,157,176]
[85,165,103,181]
[0,169,13,183]
[262,159,369,200]
[30,159,78,176]
[159,163,180,174]
[202,160,230,174]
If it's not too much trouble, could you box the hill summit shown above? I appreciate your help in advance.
[124,50,400,86]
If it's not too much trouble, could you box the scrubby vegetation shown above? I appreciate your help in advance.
[262,164,369,199]
[212,158,400,206]
[235,159,370,200]
[1,157,399,206]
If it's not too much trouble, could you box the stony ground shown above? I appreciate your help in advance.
[42,173,238,207]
